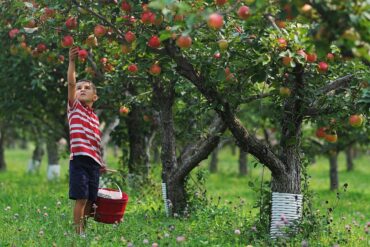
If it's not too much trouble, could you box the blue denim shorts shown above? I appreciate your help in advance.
[69,155,100,201]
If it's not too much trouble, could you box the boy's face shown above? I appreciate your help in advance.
[76,81,98,105]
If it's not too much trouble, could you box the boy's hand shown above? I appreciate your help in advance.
[99,165,107,174]
[69,46,79,62]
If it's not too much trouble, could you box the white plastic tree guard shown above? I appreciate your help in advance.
[27,159,41,174]
[161,182,170,216]
[270,192,303,239]
[47,164,60,180]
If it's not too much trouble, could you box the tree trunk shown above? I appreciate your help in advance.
[27,138,44,174]
[209,149,219,173]
[239,149,248,176]
[126,104,150,179]
[167,178,187,215]
[345,145,354,172]
[0,129,6,171]
[329,152,339,190]
[46,138,60,180]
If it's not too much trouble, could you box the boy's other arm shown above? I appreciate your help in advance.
[68,47,79,105]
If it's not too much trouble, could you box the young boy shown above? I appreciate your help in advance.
[67,46,105,235]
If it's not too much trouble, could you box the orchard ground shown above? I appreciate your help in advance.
[0,147,369,246]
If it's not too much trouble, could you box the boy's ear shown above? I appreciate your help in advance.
[93,94,98,102]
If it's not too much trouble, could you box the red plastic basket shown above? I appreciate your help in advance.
[94,186,129,224]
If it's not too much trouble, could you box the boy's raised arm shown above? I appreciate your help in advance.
[68,47,79,105]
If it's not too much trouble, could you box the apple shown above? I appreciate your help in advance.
[325,133,338,143]
[141,11,155,24]
[61,35,74,48]
[224,67,234,81]
[94,25,106,37]
[44,7,55,18]
[125,31,136,43]
[147,35,161,48]
[100,57,108,64]
[36,43,47,53]
[128,64,138,73]
[215,0,227,5]
[279,87,291,97]
[282,56,292,66]
[306,53,317,63]
[349,114,363,128]
[238,6,250,20]
[20,42,27,49]
[9,28,19,39]
[213,52,221,59]
[207,13,224,29]
[174,15,184,22]
[275,20,286,29]
[85,35,98,47]
[58,55,64,63]
[65,17,77,29]
[326,53,335,61]
[119,106,129,116]
[297,49,307,60]
[121,44,131,54]
[149,63,161,76]
[315,127,327,138]
[218,39,228,50]
[317,62,329,73]
[301,4,312,14]
[176,35,192,49]
[25,19,37,28]
[121,1,131,12]
[277,38,287,49]
[78,49,88,60]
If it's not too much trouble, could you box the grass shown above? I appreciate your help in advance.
[0,146,369,246]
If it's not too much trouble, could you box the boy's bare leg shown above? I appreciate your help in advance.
[83,200,94,227]
[74,199,87,234]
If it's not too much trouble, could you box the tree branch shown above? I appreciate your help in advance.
[318,75,353,95]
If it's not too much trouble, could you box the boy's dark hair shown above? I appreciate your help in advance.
[76,79,97,94]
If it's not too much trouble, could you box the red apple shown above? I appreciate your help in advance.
[326,53,335,61]
[44,7,55,18]
[85,35,98,47]
[147,36,161,48]
[215,0,227,5]
[297,49,307,60]
[225,67,234,81]
[213,52,221,59]
[94,25,106,38]
[119,106,129,116]
[61,35,74,48]
[238,6,250,20]
[25,19,37,28]
[282,56,292,66]
[306,53,317,63]
[277,38,287,49]
[150,63,161,76]
[128,64,138,73]
[100,57,108,64]
[141,11,156,24]
[315,127,327,138]
[325,133,338,143]
[349,114,363,128]
[9,29,19,39]
[125,31,136,43]
[207,13,224,29]
[36,43,47,53]
[65,17,77,29]
[121,1,131,12]
[174,15,184,22]
[20,42,27,49]
[58,55,65,63]
[78,49,88,60]
[176,35,192,49]
[275,20,286,29]
[317,62,329,73]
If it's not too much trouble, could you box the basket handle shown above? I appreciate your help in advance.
[113,182,122,195]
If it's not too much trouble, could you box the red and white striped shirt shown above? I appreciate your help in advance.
[67,99,103,166]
